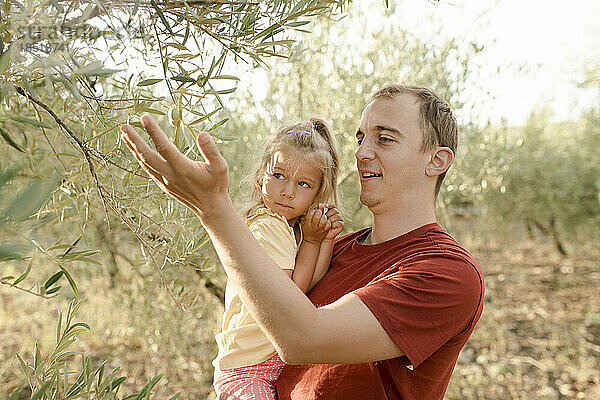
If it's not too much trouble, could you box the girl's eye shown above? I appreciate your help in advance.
[356,137,363,145]
[273,172,284,179]
[298,181,311,188]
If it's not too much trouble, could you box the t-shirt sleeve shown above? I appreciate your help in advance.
[352,253,483,369]
[248,215,296,270]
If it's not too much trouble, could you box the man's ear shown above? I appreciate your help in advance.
[425,147,454,177]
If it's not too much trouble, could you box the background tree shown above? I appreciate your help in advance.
[474,111,600,256]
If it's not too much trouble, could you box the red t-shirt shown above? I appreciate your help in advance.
[276,222,484,400]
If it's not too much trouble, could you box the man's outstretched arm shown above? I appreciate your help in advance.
[120,116,404,364]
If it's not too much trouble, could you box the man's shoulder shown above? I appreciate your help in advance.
[338,227,370,241]
[420,225,481,270]
[399,227,484,301]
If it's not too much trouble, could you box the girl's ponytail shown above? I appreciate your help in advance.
[309,117,340,207]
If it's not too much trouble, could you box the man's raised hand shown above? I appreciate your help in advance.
[120,115,230,217]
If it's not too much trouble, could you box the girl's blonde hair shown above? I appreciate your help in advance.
[245,117,340,222]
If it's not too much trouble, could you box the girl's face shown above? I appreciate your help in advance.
[261,148,322,225]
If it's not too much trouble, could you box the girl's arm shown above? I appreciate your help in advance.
[285,207,331,293]
[306,239,334,292]
[286,241,320,293]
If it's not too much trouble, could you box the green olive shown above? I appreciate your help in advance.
[168,108,182,127]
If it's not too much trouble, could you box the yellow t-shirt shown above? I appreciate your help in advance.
[212,207,297,370]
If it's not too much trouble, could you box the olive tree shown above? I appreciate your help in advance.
[1,1,350,398]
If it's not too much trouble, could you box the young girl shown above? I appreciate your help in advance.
[212,118,343,400]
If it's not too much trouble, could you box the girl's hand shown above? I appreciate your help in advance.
[301,204,332,244]
[324,206,344,240]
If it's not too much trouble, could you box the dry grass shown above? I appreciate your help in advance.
[1,240,599,399]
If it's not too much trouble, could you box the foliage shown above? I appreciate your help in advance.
[1,0,349,301]
[9,299,175,400]
[0,165,90,299]
[0,166,58,261]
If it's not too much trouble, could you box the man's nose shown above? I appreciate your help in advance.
[355,139,375,161]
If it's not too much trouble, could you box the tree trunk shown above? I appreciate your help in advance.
[532,219,549,237]
[525,218,535,241]
[96,222,119,288]
[531,217,568,257]
[549,216,568,256]
[195,269,225,305]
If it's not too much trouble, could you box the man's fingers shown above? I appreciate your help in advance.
[140,115,182,164]
[124,135,198,210]
[122,131,165,175]
[134,152,166,184]
[121,124,170,170]
[124,137,169,185]
[196,131,227,171]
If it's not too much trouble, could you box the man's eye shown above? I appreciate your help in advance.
[379,136,393,143]
[357,137,363,145]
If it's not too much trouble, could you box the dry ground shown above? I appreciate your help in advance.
[446,242,600,399]
[1,240,599,399]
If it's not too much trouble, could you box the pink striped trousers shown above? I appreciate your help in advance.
[214,354,285,400]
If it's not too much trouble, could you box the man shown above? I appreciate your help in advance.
[121,84,484,399]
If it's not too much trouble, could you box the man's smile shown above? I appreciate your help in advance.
[359,169,383,180]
